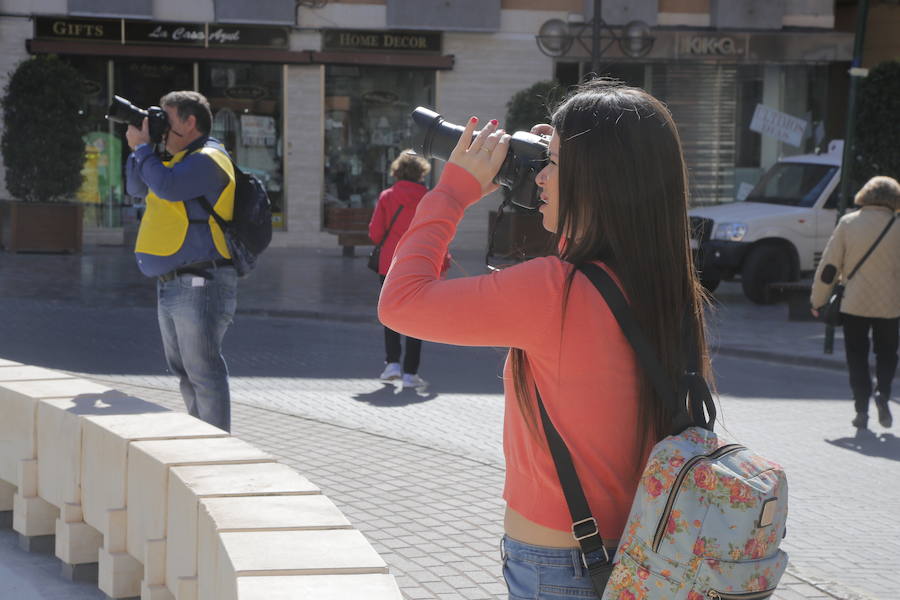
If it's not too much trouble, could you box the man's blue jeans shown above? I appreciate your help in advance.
[157,266,237,431]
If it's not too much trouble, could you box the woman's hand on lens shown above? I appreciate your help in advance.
[531,124,553,137]
[448,117,510,198]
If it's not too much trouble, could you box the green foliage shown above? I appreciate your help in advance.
[1,55,87,202]
[504,80,565,134]
[853,60,900,186]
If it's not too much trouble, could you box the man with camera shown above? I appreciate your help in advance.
[123,90,237,432]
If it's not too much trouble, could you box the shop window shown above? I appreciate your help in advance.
[64,56,124,228]
[201,62,284,229]
[735,75,762,168]
[323,65,435,210]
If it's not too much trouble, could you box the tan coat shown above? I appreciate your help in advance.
[810,205,899,318]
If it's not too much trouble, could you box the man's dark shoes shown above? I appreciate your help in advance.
[874,392,893,428]
[851,412,869,429]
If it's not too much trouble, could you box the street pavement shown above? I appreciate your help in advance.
[0,245,895,600]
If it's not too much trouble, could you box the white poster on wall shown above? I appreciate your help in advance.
[240,115,277,147]
[749,104,808,148]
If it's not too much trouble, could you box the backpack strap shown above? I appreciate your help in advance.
[532,262,715,595]
[192,141,237,235]
[196,195,231,233]
[577,263,714,433]
[534,389,614,595]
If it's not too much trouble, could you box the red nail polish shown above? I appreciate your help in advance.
[470,116,478,123]
[490,119,498,126]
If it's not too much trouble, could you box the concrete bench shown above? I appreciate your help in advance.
[325,230,374,257]
[0,359,402,600]
[323,206,375,257]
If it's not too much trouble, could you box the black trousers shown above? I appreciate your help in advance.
[842,314,899,413]
[380,275,422,374]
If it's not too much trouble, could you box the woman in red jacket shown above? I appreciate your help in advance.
[369,150,435,387]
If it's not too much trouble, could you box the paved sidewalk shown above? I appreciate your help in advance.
[0,245,847,368]
[0,244,890,600]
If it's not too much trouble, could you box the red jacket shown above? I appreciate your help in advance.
[368,180,449,275]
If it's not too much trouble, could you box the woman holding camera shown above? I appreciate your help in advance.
[379,80,711,598]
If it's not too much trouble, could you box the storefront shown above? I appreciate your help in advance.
[26,16,296,230]
[321,29,444,210]
[15,16,456,248]
[552,29,853,206]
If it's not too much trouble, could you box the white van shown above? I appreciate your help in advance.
[689,140,843,304]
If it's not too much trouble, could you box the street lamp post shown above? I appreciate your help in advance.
[824,0,870,355]
[591,0,603,75]
[535,0,654,76]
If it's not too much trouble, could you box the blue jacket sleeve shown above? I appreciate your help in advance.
[124,150,148,198]
[134,144,228,203]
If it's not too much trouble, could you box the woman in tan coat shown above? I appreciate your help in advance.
[811,176,900,430]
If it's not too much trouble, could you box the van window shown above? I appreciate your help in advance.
[745,163,838,207]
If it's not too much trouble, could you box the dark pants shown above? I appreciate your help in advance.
[842,314,899,414]
[380,275,422,374]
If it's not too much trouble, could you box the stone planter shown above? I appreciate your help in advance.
[0,201,83,253]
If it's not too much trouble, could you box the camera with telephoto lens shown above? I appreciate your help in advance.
[105,95,169,144]
[410,107,549,210]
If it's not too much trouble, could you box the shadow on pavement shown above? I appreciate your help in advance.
[825,430,900,461]
[712,354,850,401]
[352,382,438,406]
[69,391,170,415]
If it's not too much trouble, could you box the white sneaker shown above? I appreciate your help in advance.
[379,362,402,380]
[402,373,428,388]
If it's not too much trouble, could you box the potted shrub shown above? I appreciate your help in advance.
[487,81,563,264]
[1,54,87,253]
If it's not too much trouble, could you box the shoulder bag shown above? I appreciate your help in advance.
[821,215,895,326]
[368,205,403,273]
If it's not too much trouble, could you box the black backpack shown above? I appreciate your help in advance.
[197,157,273,277]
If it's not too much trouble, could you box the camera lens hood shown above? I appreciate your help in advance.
[409,106,548,210]
[105,95,148,128]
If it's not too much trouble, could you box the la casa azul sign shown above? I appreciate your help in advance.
[35,16,288,48]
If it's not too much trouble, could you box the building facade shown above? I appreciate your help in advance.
[0,0,874,250]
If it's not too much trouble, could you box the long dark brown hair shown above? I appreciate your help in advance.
[510,79,712,456]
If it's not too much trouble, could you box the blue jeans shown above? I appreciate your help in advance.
[501,536,601,599]
[157,266,237,431]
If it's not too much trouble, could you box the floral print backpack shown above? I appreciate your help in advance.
[536,264,789,600]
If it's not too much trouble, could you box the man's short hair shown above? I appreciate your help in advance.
[854,176,900,211]
[159,91,213,135]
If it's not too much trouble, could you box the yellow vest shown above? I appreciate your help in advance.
[134,146,235,258]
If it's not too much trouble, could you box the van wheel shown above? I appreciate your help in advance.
[741,245,791,304]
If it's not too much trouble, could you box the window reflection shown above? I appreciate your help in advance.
[201,62,284,229]
[324,66,435,209]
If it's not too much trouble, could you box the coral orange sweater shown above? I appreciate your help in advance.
[379,163,643,538]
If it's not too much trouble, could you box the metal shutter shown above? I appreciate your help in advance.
[651,63,738,206]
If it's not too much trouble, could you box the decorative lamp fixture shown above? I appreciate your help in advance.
[535,4,654,71]
[535,19,574,57]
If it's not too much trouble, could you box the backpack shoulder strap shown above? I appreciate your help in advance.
[577,263,713,432]
[192,140,237,231]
